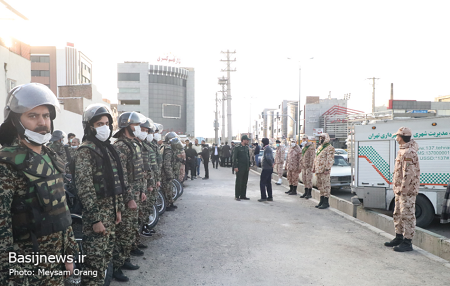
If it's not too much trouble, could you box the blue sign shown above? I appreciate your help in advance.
[412,110,428,113]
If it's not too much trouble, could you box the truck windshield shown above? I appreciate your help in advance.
[334,156,349,166]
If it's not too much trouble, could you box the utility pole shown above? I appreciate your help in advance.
[367,77,380,114]
[214,92,219,144]
[221,50,236,144]
[218,77,227,143]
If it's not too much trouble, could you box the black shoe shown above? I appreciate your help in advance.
[318,197,330,209]
[137,243,148,249]
[235,197,241,201]
[166,205,175,211]
[171,204,178,209]
[240,197,250,200]
[150,229,156,233]
[140,229,152,237]
[306,188,312,199]
[315,196,324,208]
[202,177,209,180]
[289,186,298,195]
[258,198,267,202]
[122,261,140,270]
[394,239,413,252]
[267,197,273,201]
[130,248,144,256]
[285,185,293,194]
[300,188,307,198]
[385,233,404,247]
[113,268,129,281]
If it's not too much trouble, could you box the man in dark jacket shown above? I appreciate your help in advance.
[259,138,274,202]
[185,143,197,180]
[233,135,251,200]
[222,142,231,167]
[254,143,261,167]
[201,141,210,180]
[211,143,220,169]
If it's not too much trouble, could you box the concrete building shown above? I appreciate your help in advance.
[30,43,93,96]
[0,36,31,121]
[303,97,348,136]
[117,62,195,136]
[388,99,450,117]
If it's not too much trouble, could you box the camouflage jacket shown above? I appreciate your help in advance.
[275,145,286,165]
[74,141,125,224]
[142,140,157,187]
[47,141,67,167]
[286,145,302,173]
[114,136,142,203]
[232,143,250,169]
[301,142,315,171]
[161,143,174,181]
[393,139,420,195]
[0,143,77,285]
[313,133,335,174]
[149,140,161,184]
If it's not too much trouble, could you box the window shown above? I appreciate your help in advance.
[31,70,50,77]
[118,73,140,81]
[162,104,181,119]
[119,88,140,93]
[31,56,50,63]
[120,100,140,105]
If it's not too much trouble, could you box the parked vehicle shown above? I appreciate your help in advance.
[299,155,351,188]
[335,148,348,161]
[351,116,449,228]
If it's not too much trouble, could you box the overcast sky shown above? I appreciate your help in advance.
[3,0,450,137]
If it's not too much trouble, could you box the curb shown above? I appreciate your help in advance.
[250,166,450,265]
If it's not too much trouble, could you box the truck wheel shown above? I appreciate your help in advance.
[415,195,435,228]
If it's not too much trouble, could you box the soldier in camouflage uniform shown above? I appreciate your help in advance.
[313,133,335,209]
[274,140,285,185]
[74,104,126,285]
[161,132,178,211]
[285,139,302,195]
[0,83,78,286]
[233,135,251,200]
[300,134,315,199]
[47,130,68,165]
[112,112,146,282]
[384,127,420,252]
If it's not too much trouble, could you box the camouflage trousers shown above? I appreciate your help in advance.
[179,165,185,182]
[162,179,174,206]
[134,180,148,248]
[275,163,284,181]
[287,170,300,186]
[302,168,313,189]
[393,193,417,239]
[82,210,116,286]
[113,190,140,271]
[316,173,331,198]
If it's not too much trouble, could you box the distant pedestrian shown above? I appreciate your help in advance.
[274,140,285,185]
[185,143,197,180]
[222,142,231,167]
[259,138,274,202]
[201,142,210,180]
[384,127,420,252]
[285,139,302,195]
[193,139,203,177]
[254,142,261,167]
[211,143,220,168]
[233,135,251,200]
[231,142,236,174]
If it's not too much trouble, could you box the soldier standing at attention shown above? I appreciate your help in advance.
[284,139,302,195]
[74,104,125,285]
[300,135,315,199]
[233,135,251,201]
[313,133,335,209]
[47,129,67,165]
[161,132,178,211]
[384,127,420,252]
[0,83,77,285]
[112,112,145,282]
[274,140,285,185]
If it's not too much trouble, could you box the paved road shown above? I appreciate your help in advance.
[112,166,450,286]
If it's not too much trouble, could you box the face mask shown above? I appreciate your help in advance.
[146,134,154,142]
[132,125,142,138]
[95,125,110,142]
[154,133,161,141]
[291,143,296,147]
[137,131,148,141]
[24,129,52,145]
[276,144,280,147]
[71,145,78,149]
[69,139,73,143]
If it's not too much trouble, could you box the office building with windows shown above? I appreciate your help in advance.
[30,43,92,96]
[117,62,195,136]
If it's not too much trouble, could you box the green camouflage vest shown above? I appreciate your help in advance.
[77,141,124,198]
[136,139,151,171]
[116,138,144,181]
[0,146,71,240]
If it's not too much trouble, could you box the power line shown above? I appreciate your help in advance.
[220,50,236,143]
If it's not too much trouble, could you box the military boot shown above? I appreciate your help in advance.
[394,238,413,252]
[130,248,144,256]
[285,185,293,194]
[113,268,129,282]
[315,196,324,208]
[305,188,312,199]
[384,233,404,247]
[289,186,298,195]
[300,188,307,198]
[122,259,140,270]
[318,197,330,209]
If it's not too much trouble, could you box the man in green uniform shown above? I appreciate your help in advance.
[0,83,78,285]
[112,112,145,282]
[47,129,68,164]
[233,135,251,201]
[74,103,126,285]
[161,132,178,211]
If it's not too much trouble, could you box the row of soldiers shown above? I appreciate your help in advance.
[0,83,185,285]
